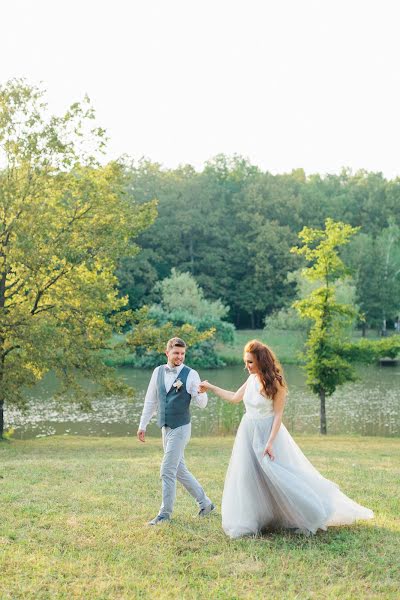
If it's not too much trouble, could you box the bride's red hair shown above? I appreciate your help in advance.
[244,339,287,399]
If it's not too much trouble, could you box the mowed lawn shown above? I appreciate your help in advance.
[217,328,385,366]
[0,435,399,599]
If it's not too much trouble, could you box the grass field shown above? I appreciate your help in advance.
[218,328,385,366]
[1,435,399,599]
[106,328,384,368]
[217,329,308,365]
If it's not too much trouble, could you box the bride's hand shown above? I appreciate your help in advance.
[198,380,210,393]
[263,442,275,460]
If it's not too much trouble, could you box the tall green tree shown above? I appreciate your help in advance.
[291,219,359,434]
[122,269,233,369]
[157,268,229,320]
[120,155,299,326]
[345,223,400,334]
[0,80,156,437]
[116,156,400,328]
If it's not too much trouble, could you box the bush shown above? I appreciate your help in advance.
[264,271,358,335]
[124,270,235,368]
[148,305,235,344]
[264,306,310,332]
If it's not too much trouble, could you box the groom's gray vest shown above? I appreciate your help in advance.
[157,365,191,429]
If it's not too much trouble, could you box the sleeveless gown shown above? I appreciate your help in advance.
[221,374,374,538]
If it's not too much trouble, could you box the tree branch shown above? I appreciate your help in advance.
[1,345,20,359]
[30,266,73,315]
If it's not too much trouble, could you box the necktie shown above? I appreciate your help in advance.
[165,366,178,375]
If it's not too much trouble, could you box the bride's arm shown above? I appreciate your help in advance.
[198,380,247,404]
[263,384,287,460]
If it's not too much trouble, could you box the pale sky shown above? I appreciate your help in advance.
[2,0,400,177]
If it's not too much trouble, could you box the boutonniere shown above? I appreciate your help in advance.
[173,379,183,392]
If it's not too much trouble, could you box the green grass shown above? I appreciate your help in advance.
[217,329,307,365]
[0,435,399,599]
[105,328,385,368]
[218,328,386,366]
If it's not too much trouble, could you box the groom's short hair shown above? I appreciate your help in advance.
[166,337,187,351]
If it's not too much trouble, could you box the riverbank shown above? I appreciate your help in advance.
[216,329,307,365]
[1,436,398,599]
[104,328,307,368]
[217,328,388,366]
[106,328,386,368]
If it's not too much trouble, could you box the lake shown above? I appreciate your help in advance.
[5,363,400,439]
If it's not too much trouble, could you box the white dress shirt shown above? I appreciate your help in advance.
[138,363,208,431]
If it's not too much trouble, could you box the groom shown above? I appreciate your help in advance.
[137,337,215,525]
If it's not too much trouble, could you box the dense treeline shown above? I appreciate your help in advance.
[118,155,400,330]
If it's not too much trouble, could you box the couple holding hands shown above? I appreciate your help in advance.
[137,337,373,538]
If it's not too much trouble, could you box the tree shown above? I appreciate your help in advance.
[126,306,215,353]
[291,220,359,434]
[226,217,297,327]
[157,268,229,320]
[343,222,400,335]
[0,80,156,437]
[116,156,400,328]
[122,270,234,368]
[120,155,270,326]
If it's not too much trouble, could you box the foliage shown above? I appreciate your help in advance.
[217,328,307,366]
[119,156,298,327]
[157,268,229,320]
[0,79,156,435]
[295,289,358,396]
[292,219,400,433]
[123,269,234,368]
[291,219,360,433]
[338,336,400,362]
[264,270,317,332]
[126,306,215,353]
[148,305,234,345]
[117,159,400,328]
[265,268,358,334]
[124,306,220,368]
[345,222,400,332]
[264,305,309,332]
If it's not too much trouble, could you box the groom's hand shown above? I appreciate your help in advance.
[198,380,209,393]
[137,429,146,443]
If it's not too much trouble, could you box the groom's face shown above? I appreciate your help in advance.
[166,345,186,367]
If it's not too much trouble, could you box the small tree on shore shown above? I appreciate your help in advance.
[291,219,360,434]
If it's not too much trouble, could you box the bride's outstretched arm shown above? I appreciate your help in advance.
[263,385,286,460]
[198,380,247,404]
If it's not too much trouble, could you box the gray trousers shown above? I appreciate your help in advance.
[159,423,211,518]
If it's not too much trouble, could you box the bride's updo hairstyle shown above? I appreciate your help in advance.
[244,339,287,400]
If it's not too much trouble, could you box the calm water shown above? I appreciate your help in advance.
[5,363,400,439]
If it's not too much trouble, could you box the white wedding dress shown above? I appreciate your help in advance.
[221,374,374,539]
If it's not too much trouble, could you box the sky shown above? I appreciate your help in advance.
[2,0,400,177]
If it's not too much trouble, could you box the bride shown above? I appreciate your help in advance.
[199,339,373,539]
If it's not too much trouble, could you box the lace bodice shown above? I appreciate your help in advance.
[243,374,275,418]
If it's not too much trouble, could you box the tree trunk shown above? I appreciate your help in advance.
[361,323,366,338]
[319,389,327,434]
[0,400,3,439]
[0,367,4,439]
[0,259,5,439]
[189,238,194,274]
[0,356,3,439]
[250,312,255,329]
[381,315,387,337]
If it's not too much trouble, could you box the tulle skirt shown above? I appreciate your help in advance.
[222,414,374,539]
